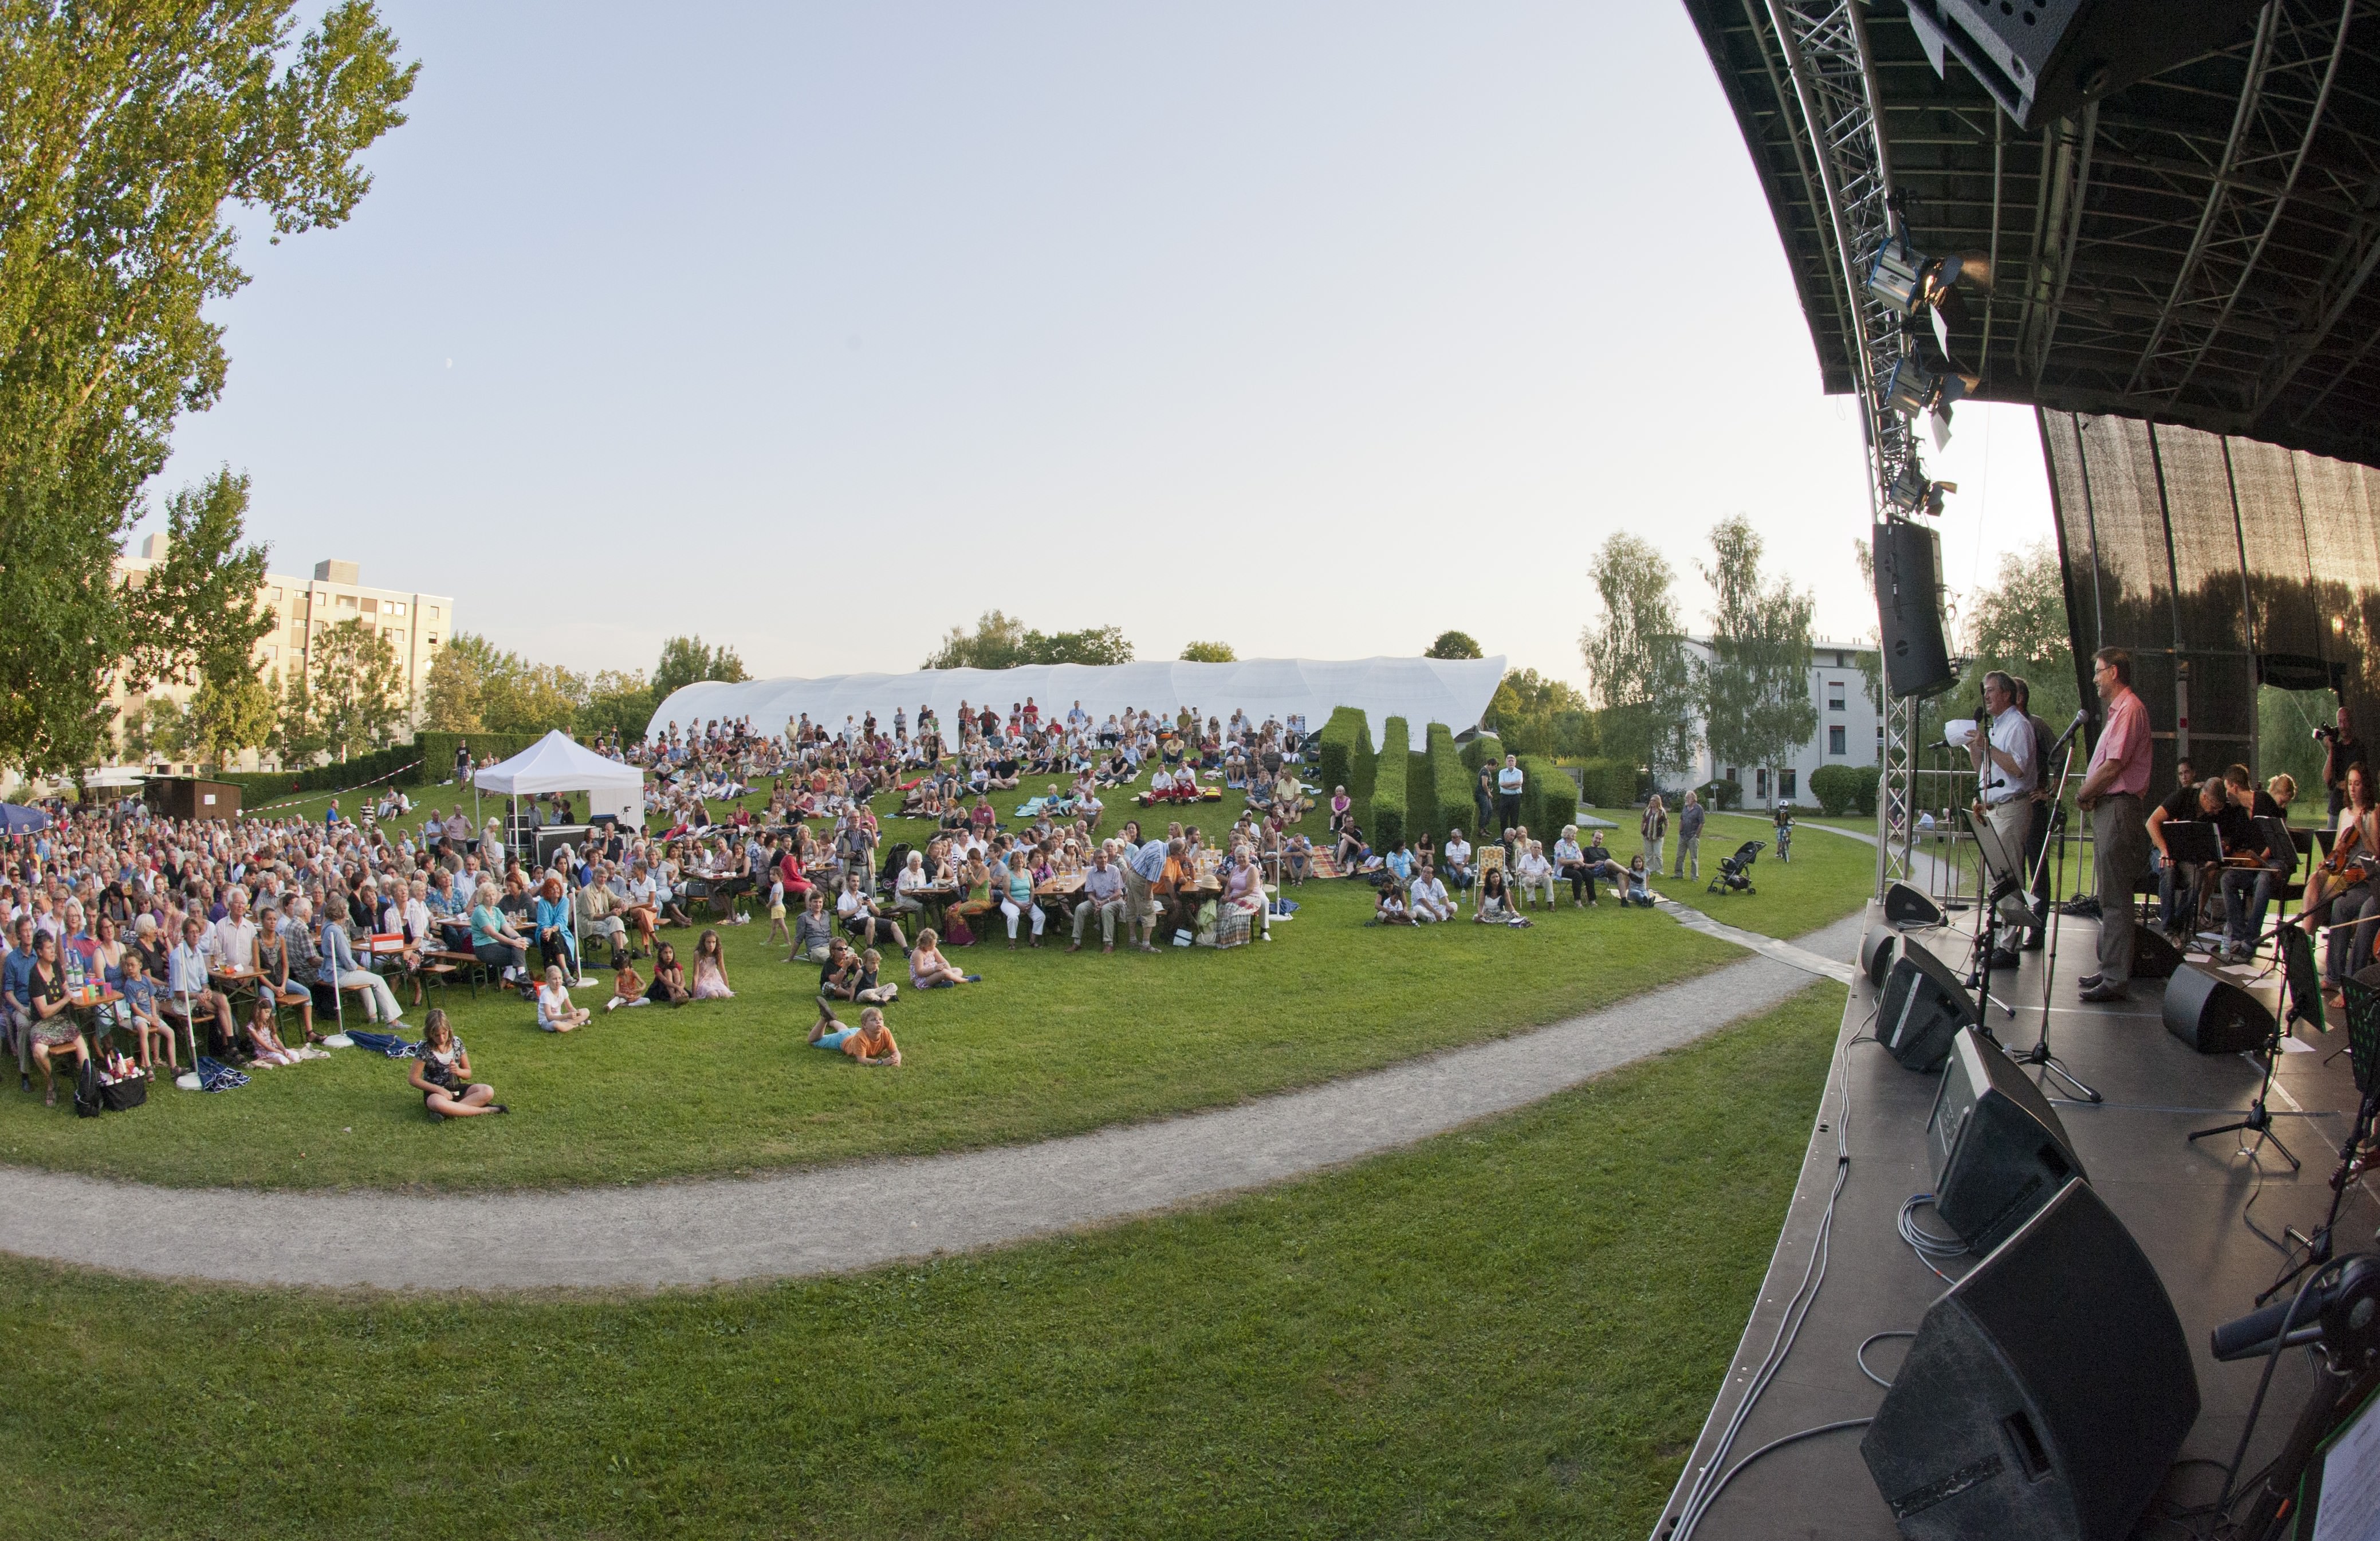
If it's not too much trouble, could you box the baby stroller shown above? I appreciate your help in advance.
[1708,839,1765,895]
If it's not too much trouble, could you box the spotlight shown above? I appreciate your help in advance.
[1887,459,1958,517]
[1883,357,1974,422]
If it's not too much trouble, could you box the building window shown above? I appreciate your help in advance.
[337,593,357,612]
[267,587,282,603]
[426,635,440,648]
[388,601,405,616]
[1828,682,1846,711]
[1755,768,1769,800]
[388,628,406,647]
[427,606,442,620]
[1779,769,1797,801]
[261,644,278,661]
[1829,725,1846,756]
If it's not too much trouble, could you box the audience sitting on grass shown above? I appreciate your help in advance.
[410,1010,505,1118]
[1373,882,1410,925]
[1474,867,1530,926]
[907,928,977,989]
[1622,855,1658,907]
[809,1004,900,1066]
[1409,862,1454,923]
[605,956,647,1012]
[242,993,320,1066]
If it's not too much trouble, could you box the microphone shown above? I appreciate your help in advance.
[2044,707,2091,766]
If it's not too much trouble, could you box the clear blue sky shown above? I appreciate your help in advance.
[153,0,2052,689]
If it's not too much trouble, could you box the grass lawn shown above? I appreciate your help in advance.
[1,764,1874,1193]
[0,981,1846,1541]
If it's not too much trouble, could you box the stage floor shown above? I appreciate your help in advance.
[1661,902,2377,1541]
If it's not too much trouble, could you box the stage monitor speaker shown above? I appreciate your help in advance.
[1884,880,1947,929]
[2130,926,2182,981]
[2161,964,2273,1055]
[1862,915,1901,986]
[1927,1028,2088,1254]
[1862,1180,2199,1541]
[1880,945,1975,1073]
[1903,0,2266,131]
[1874,520,1956,701]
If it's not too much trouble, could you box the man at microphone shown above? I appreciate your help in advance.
[2013,676,2062,951]
[1965,671,2037,968]
[2074,647,2153,1002]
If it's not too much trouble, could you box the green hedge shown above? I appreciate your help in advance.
[1316,707,1375,806]
[1371,717,1411,850]
[1573,758,1642,810]
[1521,754,1577,839]
[1851,764,1882,817]
[1460,733,1504,773]
[1426,724,1473,844]
[1406,745,1433,842]
[413,730,550,785]
[1697,777,1743,812]
[1809,764,1864,817]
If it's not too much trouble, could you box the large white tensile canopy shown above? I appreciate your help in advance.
[644,657,1508,748]
[475,729,647,825]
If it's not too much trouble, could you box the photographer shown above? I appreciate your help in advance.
[2320,707,2366,820]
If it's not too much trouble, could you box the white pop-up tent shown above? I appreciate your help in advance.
[474,730,647,827]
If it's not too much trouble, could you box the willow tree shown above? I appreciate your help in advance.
[0,1,417,776]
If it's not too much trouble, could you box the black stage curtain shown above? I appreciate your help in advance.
[2040,410,2380,785]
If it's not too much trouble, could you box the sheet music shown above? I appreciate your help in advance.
[2312,1385,2380,1541]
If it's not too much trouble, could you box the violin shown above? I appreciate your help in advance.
[2320,818,2369,878]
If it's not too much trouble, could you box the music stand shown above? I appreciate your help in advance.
[2259,968,2375,1304]
[2014,737,2101,1102]
[1960,808,2023,1027]
[2159,820,2225,949]
[2191,924,2318,1177]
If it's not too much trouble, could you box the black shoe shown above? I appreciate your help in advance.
[2079,982,2130,1003]
[2020,935,2045,952]
[1988,948,2021,969]
[2076,973,2103,990]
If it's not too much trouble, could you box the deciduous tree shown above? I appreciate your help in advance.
[1698,518,1817,806]
[1580,534,1697,781]
[0,2,416,777]
[307,619,406,761]
[1179,640,1236,662]
[1425,630,1482,659]
[652,635,748,701]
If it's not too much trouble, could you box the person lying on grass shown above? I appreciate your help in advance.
[410,1010,506,1118]
[809,1004,902,1066]
[538,965,592,1032]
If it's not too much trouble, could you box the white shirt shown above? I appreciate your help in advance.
[1498,766,1525,795]
[1445,838,1473,866]
[1411,875,1449,909]
[1978,706,2038,805]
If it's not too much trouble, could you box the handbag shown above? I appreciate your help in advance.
[73,1057,106,1118]
[101,1071,148,1111]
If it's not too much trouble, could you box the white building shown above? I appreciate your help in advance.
[108,540,455,772]
[1677,637,1882,806]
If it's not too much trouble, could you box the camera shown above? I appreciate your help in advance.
[2314,724,2339,744]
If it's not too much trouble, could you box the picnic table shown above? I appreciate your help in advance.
[66,982,123,1045]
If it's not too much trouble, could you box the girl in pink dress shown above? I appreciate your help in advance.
[689,928,735,1000]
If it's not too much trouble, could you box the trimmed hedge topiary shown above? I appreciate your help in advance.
[1521,754,1576,839]
[1371,717,1411,850]
[1809,763,1863,816]
[1426,724,1473,845]
[1573,758,1641,810]
[1317,706,1375,811]
[1460,732,1504,773]
[1696,777,1743,812]
[1851,763,1881,817]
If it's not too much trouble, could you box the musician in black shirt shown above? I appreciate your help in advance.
[2217,764,2292,962]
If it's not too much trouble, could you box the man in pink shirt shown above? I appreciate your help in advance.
[2074,647,2154,1000]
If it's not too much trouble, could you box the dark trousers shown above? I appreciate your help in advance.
[1497,793,1522,834]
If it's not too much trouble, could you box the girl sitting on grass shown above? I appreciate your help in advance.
[604,955,647,1012]
[907,927,977,989]
[410,1010,506,1119]
[537,965,592,1032]
[645,941,691,1006]
[689,929,735,1000]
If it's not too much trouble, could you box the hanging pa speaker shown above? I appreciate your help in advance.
[1862,1180,2200,1541]
[1903,0,2266,132]
[2161,964,2273,1055]
[1874,520,1956,701]
[1862,914,1901,986]
[2129,926,2182,981]
[1927,1028,2088,1255]
[1885,880,1948,929]
[1879,945,1975,1072]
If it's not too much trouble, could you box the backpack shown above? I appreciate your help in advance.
[73,1056,105,1118]
[945,914,975,948]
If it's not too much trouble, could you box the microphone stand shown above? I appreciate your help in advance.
[2017,731,2101,1102]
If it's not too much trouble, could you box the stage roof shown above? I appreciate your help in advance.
[1685,3,2380,470]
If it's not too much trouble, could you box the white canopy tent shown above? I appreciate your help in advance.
[642,656,1508,748]
[474,730,647,826]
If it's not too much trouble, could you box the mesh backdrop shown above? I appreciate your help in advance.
[2041,410,2380,793]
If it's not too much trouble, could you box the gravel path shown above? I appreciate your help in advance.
[0,913,1865,1292]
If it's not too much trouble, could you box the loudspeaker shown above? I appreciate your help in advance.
[1862,914,1901,986]
[1862,1180,2200,1541]
[2162,963,2273,1055]
[1885,880,1948,929]
[1874,521,1956,700]
[1903,0,2266,131]
[1928,1028,2088,1253]
[1880,945,1976,1072]
[2130,925,2182,981]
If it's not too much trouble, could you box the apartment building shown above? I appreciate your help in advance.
[1677,638,1883,805]
[110,537,455,769]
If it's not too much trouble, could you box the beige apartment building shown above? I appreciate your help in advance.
[111,536,455,771]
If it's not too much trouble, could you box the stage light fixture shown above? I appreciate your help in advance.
[1887,459,1957,517]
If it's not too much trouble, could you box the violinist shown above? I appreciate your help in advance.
[2296,761,2379,1004]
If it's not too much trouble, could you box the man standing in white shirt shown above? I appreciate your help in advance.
[1497,756,1526,835]
[1967,670,2039,965]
